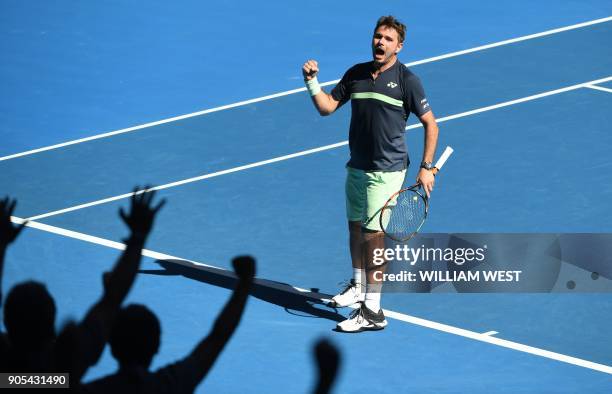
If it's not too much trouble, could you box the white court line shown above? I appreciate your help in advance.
[25,75,612,221]
[9,215,612,375]
[26,141,349,220]
[8,216,333,301]
[585,84,612,94]
[384,310,612,374]
[482,331,499,336]
[1,16,610,163]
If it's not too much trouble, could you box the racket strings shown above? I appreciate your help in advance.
[380,189,427,241]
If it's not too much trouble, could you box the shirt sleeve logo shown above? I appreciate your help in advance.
[421,98,430,110]
[387,82,398,88]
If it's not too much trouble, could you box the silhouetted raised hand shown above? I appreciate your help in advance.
[1,197,27,304]
[119,186,166,240]
[0,197,26,247]
[313,338,341,394]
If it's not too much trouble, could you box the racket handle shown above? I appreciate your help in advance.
[433,146,454,172]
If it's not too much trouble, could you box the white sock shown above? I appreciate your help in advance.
[365,283,382,312]
[353,268,364,292]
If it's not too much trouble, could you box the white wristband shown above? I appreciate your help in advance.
[305,77,321,96]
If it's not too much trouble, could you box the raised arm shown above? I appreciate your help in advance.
[0,197,27,305]
[97,187,166,308]
[302,60,341,116]
[72,187,166,378]
[187,255,255,383]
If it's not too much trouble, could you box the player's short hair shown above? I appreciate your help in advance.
[374,15,406,43]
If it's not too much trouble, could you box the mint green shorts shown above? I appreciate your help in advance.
[345,166,406,231]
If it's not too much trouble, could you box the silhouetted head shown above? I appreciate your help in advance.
[110,304,161,369]
[4,281,57,350]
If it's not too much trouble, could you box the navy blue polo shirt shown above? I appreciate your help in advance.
[331,60,431,171]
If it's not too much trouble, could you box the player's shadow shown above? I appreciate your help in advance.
[140,260,345,322]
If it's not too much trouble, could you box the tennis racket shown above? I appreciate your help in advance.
[379,146,454,242]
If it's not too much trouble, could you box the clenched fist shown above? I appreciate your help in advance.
[302,60,319,81]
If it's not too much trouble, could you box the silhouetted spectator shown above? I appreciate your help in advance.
[312,338,341,394]
[85,255,256,394]
[0,188,165,387]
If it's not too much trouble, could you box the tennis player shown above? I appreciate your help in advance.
[302,16,439,332]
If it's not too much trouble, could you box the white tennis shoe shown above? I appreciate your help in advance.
[336,303,387,333]
[329,280,365,308]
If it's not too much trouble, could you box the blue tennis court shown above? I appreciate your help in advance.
[2,1,612,392]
